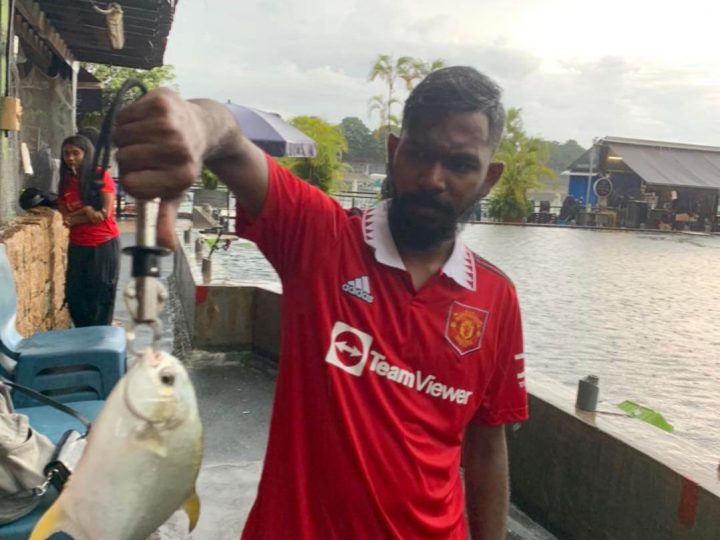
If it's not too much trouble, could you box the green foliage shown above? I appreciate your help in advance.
[489,108,556,221]
[280,116,348,193]
[367,54,445,160]
[487,196,534,222]
[547,139,586,174]
[78,63,177,128]
[339,116,385,163]
[200,167,219,190]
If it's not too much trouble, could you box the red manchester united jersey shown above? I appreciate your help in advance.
[237,157,528,540]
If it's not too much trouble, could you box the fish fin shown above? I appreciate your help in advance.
[183,489,201,531]
[29,500,65,540]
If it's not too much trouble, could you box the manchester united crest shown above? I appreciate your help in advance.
[445,301,488,356]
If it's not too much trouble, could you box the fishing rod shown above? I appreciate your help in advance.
[92,80,170,351]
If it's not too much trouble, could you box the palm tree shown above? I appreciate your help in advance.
[489,108,556,222]
[367,55,445,162]
[413,58,445,81]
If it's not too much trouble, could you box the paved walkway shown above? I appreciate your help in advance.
[114,221,555,540]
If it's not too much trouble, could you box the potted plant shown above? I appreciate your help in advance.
[488,109,555,223]
[194,167,227,209]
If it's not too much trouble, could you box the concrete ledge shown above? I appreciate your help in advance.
[174,231,281,359]
[509,373,720,539]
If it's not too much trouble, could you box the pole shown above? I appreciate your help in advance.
[586,140,595,210]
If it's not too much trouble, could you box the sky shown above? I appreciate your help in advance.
[165,0,720,147]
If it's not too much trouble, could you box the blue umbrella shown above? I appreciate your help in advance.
[226,102,317,158]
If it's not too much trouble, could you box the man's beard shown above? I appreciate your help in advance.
[386,173,470,251]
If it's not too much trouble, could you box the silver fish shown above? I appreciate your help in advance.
[30,349,203,540]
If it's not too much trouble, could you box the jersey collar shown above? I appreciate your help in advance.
[362,200,476,291]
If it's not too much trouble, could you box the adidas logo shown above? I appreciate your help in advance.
[341,276,374,304]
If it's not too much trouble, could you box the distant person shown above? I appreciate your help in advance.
[115,66,528,540]
[57,135,120,327]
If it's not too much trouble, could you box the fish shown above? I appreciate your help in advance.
[30,349,203,540]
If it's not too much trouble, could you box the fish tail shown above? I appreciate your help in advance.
[183,489,201,531]
[29,500,64,540]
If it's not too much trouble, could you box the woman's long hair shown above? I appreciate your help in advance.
[59,135,103,209]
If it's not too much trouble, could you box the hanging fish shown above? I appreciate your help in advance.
[29,349,203,540]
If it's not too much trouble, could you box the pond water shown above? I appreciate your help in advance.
[212,224,720,455]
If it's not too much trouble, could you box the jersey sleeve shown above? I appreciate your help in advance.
[472,285,529,426]
[235,155,348,279]
[100,170,115,193]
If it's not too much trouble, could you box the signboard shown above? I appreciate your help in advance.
[593,176,613,197]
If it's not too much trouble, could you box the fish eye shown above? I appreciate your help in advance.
[160,371,175,387]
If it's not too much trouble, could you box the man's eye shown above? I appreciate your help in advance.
[444,158,477,173]
[408,149,433,164]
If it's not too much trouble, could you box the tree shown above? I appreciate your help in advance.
[200,167,219,190]
[339,117,383,163]
[546,139,586,174]
[489,108,556,221]
[79,63,177,127]
[280,116,348,194]
[367,54,444,159]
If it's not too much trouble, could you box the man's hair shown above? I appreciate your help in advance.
[402,66,506,148]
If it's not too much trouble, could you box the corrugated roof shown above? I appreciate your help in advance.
[568,137,720,189]
[608,141,720,189]
[34,0,178,69]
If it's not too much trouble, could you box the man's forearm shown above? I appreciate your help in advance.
[465,455,509,539]
[463,424,510,540]
[187,99,268,216]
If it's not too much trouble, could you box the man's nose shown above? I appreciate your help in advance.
[419,161,446,192]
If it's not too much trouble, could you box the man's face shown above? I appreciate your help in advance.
[386,110,503,251]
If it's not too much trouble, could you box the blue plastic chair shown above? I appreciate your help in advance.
[0,244,126,407]
[0,401,105,540]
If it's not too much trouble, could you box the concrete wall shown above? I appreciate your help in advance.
[0,0,21,225]
[0,207,70,334]
[193,284,255,349]
[251,287,281,359]
[174,235,281,358]
[508,373,720,540]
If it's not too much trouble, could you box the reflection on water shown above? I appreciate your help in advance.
[215,225,720,454]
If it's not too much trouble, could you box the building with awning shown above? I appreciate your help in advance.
[0,0,179,225]
[566,137,720,230]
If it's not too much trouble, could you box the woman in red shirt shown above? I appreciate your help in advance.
[57,135,120,327]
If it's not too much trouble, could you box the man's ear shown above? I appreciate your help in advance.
[479,162,504,198]
[387,134,400,161]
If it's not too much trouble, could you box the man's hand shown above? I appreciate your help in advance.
[114,88,206,249]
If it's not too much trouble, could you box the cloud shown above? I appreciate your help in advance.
[165,0,720,147]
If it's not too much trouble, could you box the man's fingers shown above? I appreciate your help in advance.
[121,167,196,201]
[116,88,177,126]
[156,198,181,251]
[113,119,176,149]
[116,143,194,175]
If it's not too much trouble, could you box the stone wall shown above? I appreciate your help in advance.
[0,208,70,334]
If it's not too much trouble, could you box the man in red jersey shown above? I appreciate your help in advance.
[114,66,528,540]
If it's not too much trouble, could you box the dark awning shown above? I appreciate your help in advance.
[568,137,720,190]
[608,142,720,189]
[31,0,178,69]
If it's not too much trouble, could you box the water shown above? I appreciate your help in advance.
[213,225,720,454]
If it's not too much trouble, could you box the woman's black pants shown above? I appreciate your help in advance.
[65,237,120,327]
